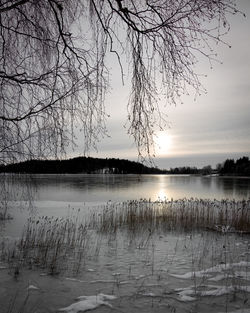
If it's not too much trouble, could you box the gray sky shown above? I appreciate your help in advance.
[75,0,250,169]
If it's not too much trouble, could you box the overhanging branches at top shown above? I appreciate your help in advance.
[0,0,242,163]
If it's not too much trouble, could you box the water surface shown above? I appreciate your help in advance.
[3,174,250,204]
[0,174,250,313]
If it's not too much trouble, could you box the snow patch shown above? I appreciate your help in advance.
[112,272,121,276]
[119,281,130,285]
[170,261,250,280]
[135,274,146,280]
[59,294,116,313]
[65,278,86,283]
[27,285,39,291]
[209,271,250,282]
[139,292,157,297]
[175,284,250,302]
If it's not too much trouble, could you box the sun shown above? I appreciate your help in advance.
[154,131,172,155]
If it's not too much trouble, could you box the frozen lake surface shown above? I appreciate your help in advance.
[2,173,250,202]
[1,228,250,313]
[1,173,250,237]
[0,174,250,312]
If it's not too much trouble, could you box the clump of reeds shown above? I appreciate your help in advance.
[2,198,249,277]
[2,212,90,275]
[89,198,250,234]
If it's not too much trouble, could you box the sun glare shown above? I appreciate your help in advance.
[157,189,168,201]
[154,131,172,156]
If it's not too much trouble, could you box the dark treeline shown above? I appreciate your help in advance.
[169,157,250,176]
[0,157,165,174]
[168,166,199,175]
[1,156,249,176]
[217,156,250,176]
[168,165,212,175]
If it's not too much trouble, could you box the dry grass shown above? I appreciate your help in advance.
[90,198,250,233]
[1,198,249,277]
[1,212,91,275]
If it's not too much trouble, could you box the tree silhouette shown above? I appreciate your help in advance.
[0,156,165,174]
[219,157,250,176]
[0,0,241,163]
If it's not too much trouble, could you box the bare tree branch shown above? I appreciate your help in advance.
[0,0,242,163]
[0,0,29,13]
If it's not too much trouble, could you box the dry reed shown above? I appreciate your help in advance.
[1,198,249,277]
[89,198,250,234]
[1,212,90,275]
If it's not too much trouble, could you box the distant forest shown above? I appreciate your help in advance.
[217,156,250,176]
[0,156,249,176]
[0,157,165,174]
[168,156,250,176]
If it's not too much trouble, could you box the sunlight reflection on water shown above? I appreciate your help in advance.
[1,174,250,203]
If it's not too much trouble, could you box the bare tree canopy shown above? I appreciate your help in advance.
[0,0,241,163]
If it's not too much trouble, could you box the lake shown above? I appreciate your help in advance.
[1,173,250,237]
[3,173,250,204]
[0,174,250,313]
